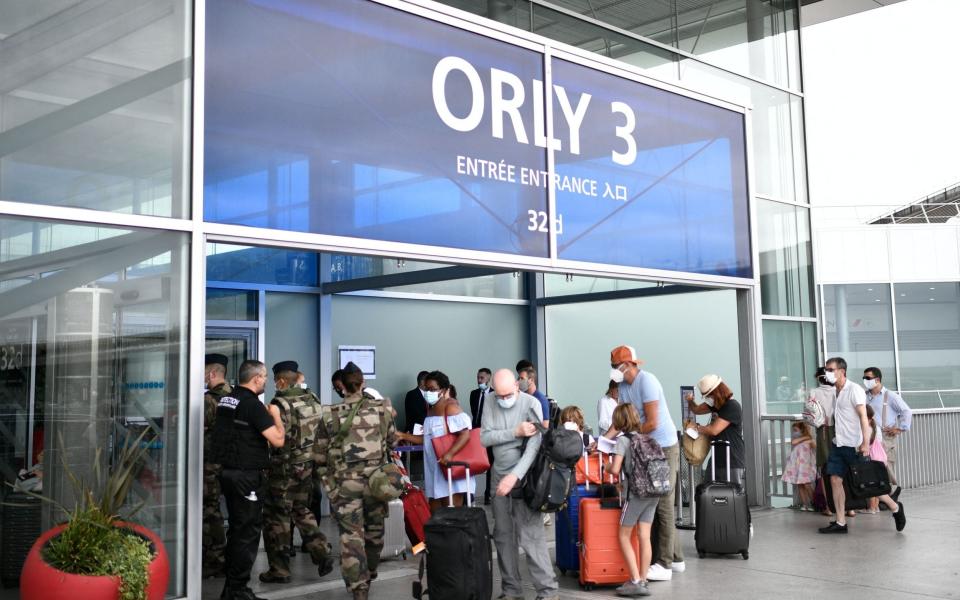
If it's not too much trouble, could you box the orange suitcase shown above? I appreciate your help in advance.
[578,497,640,590]
[575,452,619,487]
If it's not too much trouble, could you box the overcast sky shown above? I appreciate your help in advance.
[803,0,960,226]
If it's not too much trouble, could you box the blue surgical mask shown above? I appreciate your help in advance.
[424,390,440,406]
[518,378,531,393]
[479,382,488,391]
[496,394,517,409]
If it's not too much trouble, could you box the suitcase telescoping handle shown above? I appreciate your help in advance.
[446,461,473,508]
[710,439,732,483]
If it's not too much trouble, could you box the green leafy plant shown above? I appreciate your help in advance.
[14,429,158,600]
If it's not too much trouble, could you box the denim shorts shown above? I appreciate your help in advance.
[826,445,860,477]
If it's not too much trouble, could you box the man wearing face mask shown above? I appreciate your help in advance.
[603,346,683,580]
[518,366,550,429]
[203,354,232,578]
[469,368,495,504]
[863,367,910,500]
[481,369,559,600]
[332,369,347,399]
[819,357,905,534]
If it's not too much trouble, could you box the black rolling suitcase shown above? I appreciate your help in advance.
[694,440,750,560]
[414,462,492,600]
[822,464,868,512]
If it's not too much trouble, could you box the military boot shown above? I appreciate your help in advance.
[352,588,369,600]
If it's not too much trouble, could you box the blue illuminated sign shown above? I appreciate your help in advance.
[204,0,752,278]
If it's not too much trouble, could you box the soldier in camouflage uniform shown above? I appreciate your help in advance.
[203,353,231,579]
[260,361,334,583]
[315,362,397,600]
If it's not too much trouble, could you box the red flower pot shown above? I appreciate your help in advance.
[20,521,169,600]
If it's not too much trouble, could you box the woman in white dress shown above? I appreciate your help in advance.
[396,370,475,510]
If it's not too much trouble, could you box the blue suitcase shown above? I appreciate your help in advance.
[556,484,598,574]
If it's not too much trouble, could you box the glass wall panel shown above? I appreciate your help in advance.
[758,201,814,317]
[382,273,523,299]
[0,216,189,596]
[206,288,258,321]
[762,319,817,414]
[823,284,897,390]
[440,0,801,90]
[681,63,806,202]
[0,0,191,217]
[544,274,655,297]
[207,244,318,287]
[894,282,960,391]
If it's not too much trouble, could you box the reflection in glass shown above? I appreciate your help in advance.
[758,201,814,317]
[543,274,655,297]
[551,58,752,278]
[0,217,188,595]
[762,319,817,414]
[206,244,318,287]
[894,282,960,392]
[204,0,548,257]
[823,284,897,390]
[0,0,191,217]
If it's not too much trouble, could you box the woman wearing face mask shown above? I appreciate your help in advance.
[686,374,746,488]
[396,370,474,510]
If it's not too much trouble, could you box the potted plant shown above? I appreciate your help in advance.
[17,431,169,600]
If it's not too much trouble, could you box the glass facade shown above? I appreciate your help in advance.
[823,281,960,409]
[0,216,189,595]
[758,200,814,317]
[0,0,192,217]
[762,319,817,414]
[0,0,818,594]
[823,283,897,390]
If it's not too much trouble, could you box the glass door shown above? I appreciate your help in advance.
[205,327,258,386]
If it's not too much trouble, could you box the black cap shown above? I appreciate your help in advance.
[273,360,299,375]
[343,361,363,375]
[205,353,228,367]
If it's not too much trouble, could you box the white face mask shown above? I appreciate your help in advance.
[496,394,517,409]
[609,368,625,384]
[562,421,580,432]
[478,382,488,391]
[298,382,308,390]
[863,378,876,390]
[423,390,441,406]
[823,371,837,384]
[703,397,715,408]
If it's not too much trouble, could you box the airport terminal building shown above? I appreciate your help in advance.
[0,0,908,596]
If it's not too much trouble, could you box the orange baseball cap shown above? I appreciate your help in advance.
[610,345,643,366]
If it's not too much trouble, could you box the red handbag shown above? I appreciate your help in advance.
[431,408,490,479]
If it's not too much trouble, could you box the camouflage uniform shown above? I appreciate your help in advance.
[263,387,332,578]
[203,381,232,578]
[315,391,397,597]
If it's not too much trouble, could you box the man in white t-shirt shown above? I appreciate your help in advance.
[818,357,905,534]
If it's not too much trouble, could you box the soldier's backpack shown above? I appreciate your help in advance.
[626,432,672,498]
[274,390,323,463]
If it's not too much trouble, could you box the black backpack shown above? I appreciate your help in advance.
[521,413,584,513]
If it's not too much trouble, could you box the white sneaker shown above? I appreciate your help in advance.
[671,561,686,573]
[646,563,673,581]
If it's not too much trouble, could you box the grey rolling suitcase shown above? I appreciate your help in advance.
[381,498,408,560]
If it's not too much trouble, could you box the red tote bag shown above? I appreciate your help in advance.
[431,408,490,479]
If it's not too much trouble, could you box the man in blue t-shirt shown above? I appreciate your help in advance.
[517,364,550,429]
[603,345,684,581]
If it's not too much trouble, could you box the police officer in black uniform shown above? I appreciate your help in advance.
[210,359,286,600]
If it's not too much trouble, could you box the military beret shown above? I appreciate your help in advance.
[272,360,299,375]
[205,353,228,367]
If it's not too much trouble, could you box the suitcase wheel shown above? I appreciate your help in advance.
[741,551,749,560]
[697,550,706,559]
[559,568,566,576]
[582,584,594,591]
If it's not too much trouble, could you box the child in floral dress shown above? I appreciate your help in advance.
[782,420,817,510]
